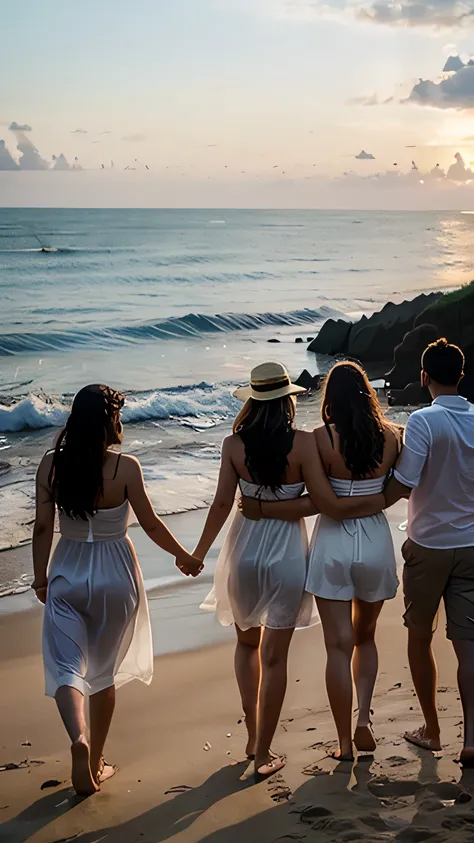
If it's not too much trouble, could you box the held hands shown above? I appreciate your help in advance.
[175,550,204,578]
[237,495,262,521]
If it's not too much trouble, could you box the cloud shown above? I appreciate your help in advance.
[0,139,19,170]
[355,149,375,159]
[9,121,32,132]
[271,0,474,28]
[13,130,49,170]
[122,133,146,142]
[342,152,472,186]
[348,93,380,106]
[408,58,474,110]
[443,54,465,71]
[71,128,88,134]
[357,0,474,28]
[52,153,72,171]
[447,151,474,179]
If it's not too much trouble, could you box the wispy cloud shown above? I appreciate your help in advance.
[252,0,474,28]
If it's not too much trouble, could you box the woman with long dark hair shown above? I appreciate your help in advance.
[241,362,401,761]
[32,384,201,795]
[195,362,386,777]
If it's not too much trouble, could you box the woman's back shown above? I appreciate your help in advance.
[227,429,308,487]
[315,422,401,482]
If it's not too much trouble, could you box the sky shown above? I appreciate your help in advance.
[0,0,474,208]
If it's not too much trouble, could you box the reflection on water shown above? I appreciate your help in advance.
[433,214,474,289]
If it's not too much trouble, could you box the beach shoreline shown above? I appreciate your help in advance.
[2,500,474,843]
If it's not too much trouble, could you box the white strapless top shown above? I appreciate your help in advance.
[329,476,386,498]
[239,479,305,502]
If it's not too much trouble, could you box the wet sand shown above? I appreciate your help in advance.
[2,501,474,843]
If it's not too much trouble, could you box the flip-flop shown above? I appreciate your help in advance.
[96,757,118,785]
[354,724,377,753]
[255,757,286,781]
[404,727,441,753]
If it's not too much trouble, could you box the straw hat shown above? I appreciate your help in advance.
[233,362,307,403]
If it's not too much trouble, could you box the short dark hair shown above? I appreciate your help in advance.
[422,337,464,386]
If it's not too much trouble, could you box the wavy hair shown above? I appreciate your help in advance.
[233,395,296,491]
[49,384,124,519]
[321,361,385,479]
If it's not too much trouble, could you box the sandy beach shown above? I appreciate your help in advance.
[3,500,474,843]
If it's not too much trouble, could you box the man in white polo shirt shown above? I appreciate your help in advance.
[386,338,474,764]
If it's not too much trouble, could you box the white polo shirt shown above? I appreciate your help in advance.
[394,395,474,550]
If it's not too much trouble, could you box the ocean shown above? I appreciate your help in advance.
[1,207,473,598]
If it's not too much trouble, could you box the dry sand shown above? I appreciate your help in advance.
[2,502,474,843]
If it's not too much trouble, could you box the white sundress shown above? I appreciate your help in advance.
[307,476,399,603]
[43,500,153,697]
[201,480,318,630]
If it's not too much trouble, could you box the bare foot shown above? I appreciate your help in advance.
[460,747,474,768]
[404,725,441,753]
[354,724,376,753]
[255,756,286,780]
[71,737,99,796]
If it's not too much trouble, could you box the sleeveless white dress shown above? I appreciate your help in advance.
[201,480,317,630]
[307,476,398,603]
[42,500,153,697]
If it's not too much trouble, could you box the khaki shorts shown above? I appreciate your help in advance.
[402,538,474,641]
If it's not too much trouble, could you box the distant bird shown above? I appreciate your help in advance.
[406,145,417,148]
[393,162,397,166]
[101,164,105,169]
[111,160,114,168]
[273,165,278,168]
[411,160,418,170]
[92,141,100,144]
[145,164,149,170]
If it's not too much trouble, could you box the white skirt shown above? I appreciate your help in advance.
[43,535,153,697]
[201,509,318,630]
[307,512,399,603]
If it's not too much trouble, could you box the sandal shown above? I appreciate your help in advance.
[255,757,286,781]
[96,757,118,785]
[404,726,441,753]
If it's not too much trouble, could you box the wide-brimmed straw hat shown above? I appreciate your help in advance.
[233,362,307,403]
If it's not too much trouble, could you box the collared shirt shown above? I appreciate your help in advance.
[394,394,474,549]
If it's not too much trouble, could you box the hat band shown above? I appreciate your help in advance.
[251,376,290,393]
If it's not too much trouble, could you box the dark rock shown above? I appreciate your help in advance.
[308,318,352,355]
[307,337,314,342]
[267,338,280,343]
[415,282,474,401]
[347,294,440,362]
[294,370,322,391]
[388,383,430,407]
[385,323,439,390]
[295,337,304,343]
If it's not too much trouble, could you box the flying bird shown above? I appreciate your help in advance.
[145,164,149,170]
